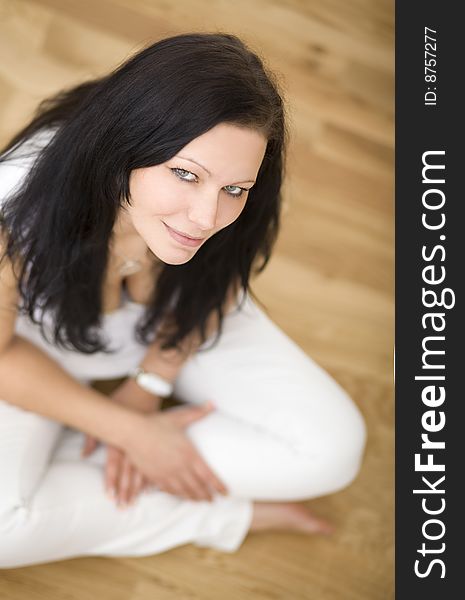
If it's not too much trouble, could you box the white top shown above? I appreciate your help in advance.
[0,128,59,206]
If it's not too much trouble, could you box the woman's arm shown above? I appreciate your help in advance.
[0,334,142,449]
[0,240,141,449]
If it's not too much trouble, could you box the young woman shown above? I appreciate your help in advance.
[0,32,366,568]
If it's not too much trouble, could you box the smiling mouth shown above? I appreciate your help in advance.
[162,222,207,247]
[163,223,206,240]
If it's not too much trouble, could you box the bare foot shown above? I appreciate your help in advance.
[249,501,334,535]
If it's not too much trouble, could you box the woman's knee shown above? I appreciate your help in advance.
[321,400,367,493]
[0,503,29,568]
[282,386,367,499]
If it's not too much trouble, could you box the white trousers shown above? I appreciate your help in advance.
[0,294,366,568]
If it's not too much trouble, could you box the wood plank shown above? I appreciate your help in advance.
[0,0,394,597]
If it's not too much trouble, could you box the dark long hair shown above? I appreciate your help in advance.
[0,32,287,354]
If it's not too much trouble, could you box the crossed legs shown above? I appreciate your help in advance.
[0,294,365,568]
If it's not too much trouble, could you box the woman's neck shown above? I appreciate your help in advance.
[112,207,140,242]
[111,209,161,266]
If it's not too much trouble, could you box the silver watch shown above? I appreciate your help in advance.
[129,366,173,397]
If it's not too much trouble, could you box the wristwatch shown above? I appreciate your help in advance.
[129,366,174,397]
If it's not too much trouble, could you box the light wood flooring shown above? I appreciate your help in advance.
[0,1,393,598]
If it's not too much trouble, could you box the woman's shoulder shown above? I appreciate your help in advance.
[0,127,60,207]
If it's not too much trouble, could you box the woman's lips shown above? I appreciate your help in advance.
[163,222,205,247]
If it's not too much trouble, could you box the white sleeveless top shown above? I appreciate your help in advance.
[0,129,148,383]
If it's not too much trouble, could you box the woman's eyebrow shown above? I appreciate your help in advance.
[176,155,256,184]
[177,155,211,175]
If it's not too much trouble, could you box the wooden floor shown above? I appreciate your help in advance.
[0,0,393,598]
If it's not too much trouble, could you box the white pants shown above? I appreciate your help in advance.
[0,294,366,568]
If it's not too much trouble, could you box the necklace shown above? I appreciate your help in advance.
[112,249,144,277]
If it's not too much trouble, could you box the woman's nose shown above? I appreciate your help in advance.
[187,191,219,232]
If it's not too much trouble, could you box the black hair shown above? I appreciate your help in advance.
[0,32,287,353]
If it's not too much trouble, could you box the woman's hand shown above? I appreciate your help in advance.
[82,377,162,508]
[83,434,147,507]
[124,402,229,502]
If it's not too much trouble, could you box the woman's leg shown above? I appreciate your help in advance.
[0,306,253,569]
[0,293,365,568]
[0,400,253,568]
[172,292,367,501]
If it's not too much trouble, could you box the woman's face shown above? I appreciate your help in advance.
[123,123,267,265]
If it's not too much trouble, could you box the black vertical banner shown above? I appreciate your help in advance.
[396,2,463,597]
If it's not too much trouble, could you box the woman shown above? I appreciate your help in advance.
[0,32,366,568]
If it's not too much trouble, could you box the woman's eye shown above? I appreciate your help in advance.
[223,185,247,198]
[171,168,248,198]
[171,167,197,182]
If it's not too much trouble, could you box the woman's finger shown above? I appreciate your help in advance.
[105,446,123,498]
[180,469,213,501]
[160,476,188,500]
[81,434,99,457]
[165,470,211,501]
[191,455,228,496]
[116,456,133,506]
[140,476,151,493]
[128,470,145,504]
